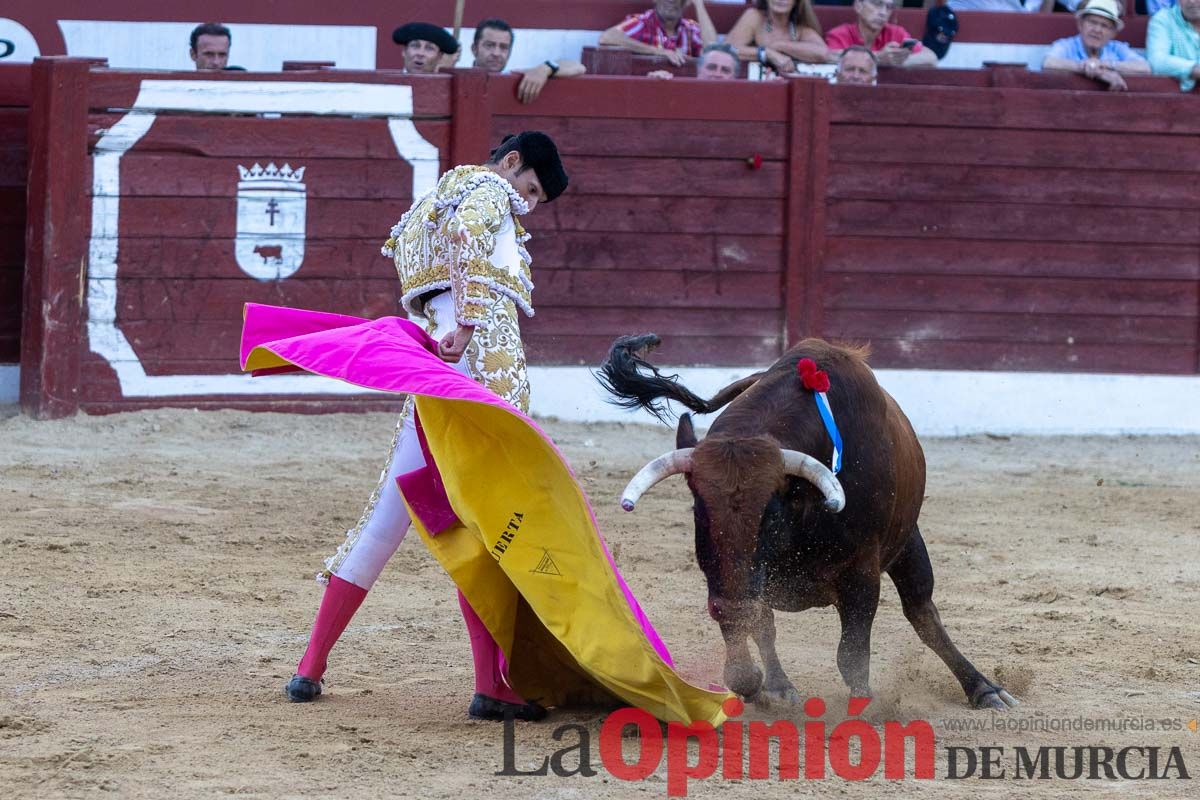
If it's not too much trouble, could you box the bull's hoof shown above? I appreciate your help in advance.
[970,680,1019,711]
[468,693,548,722]
[284,674,323,703]
[724,664,764,701]
[756,684,802,709]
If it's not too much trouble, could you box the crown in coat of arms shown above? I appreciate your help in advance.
[237,162,307,192]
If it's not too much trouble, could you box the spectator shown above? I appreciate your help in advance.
[726,0,829,75]
[826,0,938,68]
[472,18,514,72]
[647,41,742,78]
[836,44,879,83]
[1147,0,1200,91]
[599,0,718,67]
[468,18,588,103]
[947,0,1053,11]
[922,4,959,60]
[189,23,231,71]
[1043,0,1149,91]
[393,22,460,74]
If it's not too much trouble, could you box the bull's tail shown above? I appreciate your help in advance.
[596,334,762,423]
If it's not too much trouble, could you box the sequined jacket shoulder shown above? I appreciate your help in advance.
[382,165,533,327]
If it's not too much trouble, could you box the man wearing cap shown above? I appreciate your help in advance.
[394,22,460,74]
[1147,0,1200,92]
[1043,0,1149,91]
[284,133,569,723]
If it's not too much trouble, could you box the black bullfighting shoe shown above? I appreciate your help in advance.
[468,693,548,722]
[285,674,323,703]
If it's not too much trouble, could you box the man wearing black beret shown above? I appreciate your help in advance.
[286,133,570,722]
[394,21,460,74]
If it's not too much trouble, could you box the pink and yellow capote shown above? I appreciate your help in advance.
[240,303,731,724]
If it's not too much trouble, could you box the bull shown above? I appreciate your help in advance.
[598,334,1017,711]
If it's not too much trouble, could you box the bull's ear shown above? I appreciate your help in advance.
[676,413,698,448]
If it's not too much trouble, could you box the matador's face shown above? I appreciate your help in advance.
[493,151,548,213]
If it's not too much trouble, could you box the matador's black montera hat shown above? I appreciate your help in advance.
[492,131,569,203]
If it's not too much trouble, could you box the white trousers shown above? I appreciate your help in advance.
[330,292,469,589]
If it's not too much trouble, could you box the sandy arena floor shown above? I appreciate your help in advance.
[1,405,1197,799]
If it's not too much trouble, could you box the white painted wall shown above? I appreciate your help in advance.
[0,365,17,404]
[0,17,41,63]
[4,364,1197,435]
[58,21,377,71]
[526,366,1200,436]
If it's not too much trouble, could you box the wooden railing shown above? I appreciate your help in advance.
[9,59,1200,416]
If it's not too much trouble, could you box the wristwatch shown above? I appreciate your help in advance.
[544,60,560,77]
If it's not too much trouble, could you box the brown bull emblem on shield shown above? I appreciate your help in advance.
[235,162,307,281]
[253,244,284,265]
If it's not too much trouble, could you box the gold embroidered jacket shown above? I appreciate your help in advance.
[383,165,534,328]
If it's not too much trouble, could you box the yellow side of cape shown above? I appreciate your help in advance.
[410,394,731,725]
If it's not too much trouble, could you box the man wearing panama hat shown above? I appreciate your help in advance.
[1042,0,1150,91]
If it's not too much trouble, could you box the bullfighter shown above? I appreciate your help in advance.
[283,132,567,721]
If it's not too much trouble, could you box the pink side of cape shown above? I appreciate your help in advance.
[240,303,673,666]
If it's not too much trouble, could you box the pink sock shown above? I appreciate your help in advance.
[458,590,525,705]
[296,575,368,681]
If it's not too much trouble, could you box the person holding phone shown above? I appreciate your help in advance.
[824,0,938,68]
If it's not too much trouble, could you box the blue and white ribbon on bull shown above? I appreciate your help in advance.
[814,391,842,474]
[796,358,842,475]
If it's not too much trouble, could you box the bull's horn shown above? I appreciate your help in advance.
[780,450,846,513]
[620,448,694,511]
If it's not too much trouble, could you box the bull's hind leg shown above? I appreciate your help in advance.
[750,606,801,707]
[886,528,1018,711]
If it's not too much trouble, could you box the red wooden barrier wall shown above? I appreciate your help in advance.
[15,61,1200,417]
[18,59,490,416]
[489,74,790,367]
[819,83,1200,374]
[581,47,1185,94]
[0,65,30,366]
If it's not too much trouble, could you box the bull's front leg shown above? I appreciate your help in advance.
[833,569,881,697]
[750,605,801,708]
[709,597,763,700]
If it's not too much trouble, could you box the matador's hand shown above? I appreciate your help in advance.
[438,323,475,363]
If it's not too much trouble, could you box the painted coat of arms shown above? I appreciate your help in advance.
[235,162,307,280]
